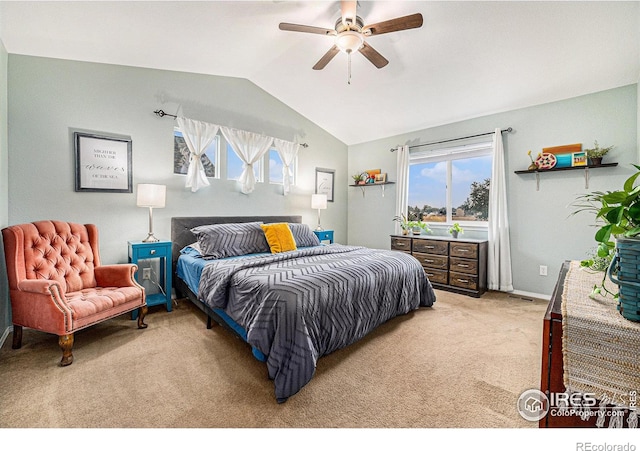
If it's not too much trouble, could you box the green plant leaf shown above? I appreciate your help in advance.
[602,191,628,204]
[623,170,640,193]
[595,224,612,243]
[605,206,624,224]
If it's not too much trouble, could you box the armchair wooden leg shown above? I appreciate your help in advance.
[11,325,23,349]
[137,305,148,329]
[59,334,74,366]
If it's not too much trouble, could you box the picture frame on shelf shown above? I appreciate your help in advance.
[374,173,387,183]
[315,167,335,202]
[572,151,587,167]
[74,131,132,193]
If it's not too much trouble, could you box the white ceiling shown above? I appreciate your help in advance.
[1,1,639,145]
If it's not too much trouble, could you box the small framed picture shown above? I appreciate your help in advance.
[572,151,587,167]
[374,173,387,183]
[74,131,133,193]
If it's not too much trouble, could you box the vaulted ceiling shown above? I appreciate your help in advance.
[1,1,639,145]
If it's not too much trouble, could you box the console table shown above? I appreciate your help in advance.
[540,261,638,428]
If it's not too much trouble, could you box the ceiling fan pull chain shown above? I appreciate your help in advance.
[348,51,352,85]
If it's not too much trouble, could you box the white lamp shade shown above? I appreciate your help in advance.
[311,194,328,210]
[137,184,166,208]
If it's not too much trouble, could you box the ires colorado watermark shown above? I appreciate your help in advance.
[516,389,637,422]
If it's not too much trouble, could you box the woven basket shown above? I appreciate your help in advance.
[607,237,640,322]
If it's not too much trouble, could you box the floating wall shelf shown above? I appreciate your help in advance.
[514,163,618,190]
[350,181,395,197]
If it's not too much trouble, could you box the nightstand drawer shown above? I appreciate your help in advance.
[132,245,168,259]
[413,239,448,255]
[313,230,334,243]
[413,252,448,270]
[450,257,478,275]
[450,242,478,259]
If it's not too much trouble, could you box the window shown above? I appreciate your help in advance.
[226,143,264,182]
[408,142,492,224]
[173,128,219,178]
[269,149,296,185]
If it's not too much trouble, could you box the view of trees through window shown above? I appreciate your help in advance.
[408,154,492,223]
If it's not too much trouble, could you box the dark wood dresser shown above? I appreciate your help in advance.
[391,234,488,297]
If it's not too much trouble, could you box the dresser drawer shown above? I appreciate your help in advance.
[413,252,448,270]
[391,237,412,252]
[423,268,448,285]
[450,242,478,259]
[413,239,448,255]
[449,271,478,290]
[450,257,478,275]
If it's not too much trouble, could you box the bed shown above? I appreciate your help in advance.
[171,215,436,402]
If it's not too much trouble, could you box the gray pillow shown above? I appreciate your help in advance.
[288,223,320,247]
[191,222,269,259]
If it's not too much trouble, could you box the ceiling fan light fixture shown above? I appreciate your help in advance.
[335,31,363,53]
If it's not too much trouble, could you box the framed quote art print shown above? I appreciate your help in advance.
[74,132,133,193]
[315,167,335,202]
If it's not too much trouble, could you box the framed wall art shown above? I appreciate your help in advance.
[315,167,335,202]
[74,131,133,193]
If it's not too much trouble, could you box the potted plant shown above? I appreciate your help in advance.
[448,222,464,239]
[352,172,366,185]
[408,220,431,235]
[393,214,411,235]
[571,164,640,320]
[584,140,614,166]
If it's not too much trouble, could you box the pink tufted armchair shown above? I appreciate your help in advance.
[2,220,147,366]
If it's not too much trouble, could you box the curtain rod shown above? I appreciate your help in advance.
[389,127,513,152]
[154,109,309,148]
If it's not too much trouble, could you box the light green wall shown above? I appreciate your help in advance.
[7,55,348,269]
[0,40,9,338]
[348,84,638,298]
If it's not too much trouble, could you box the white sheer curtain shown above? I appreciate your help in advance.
[176,117,220,193]
[488,128,514,291]
[221,127,273,194]
[273,139,299,195]
[395,145,410,235]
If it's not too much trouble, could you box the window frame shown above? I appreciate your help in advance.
[409,141,493,226]
[173,127,220,179]
[268,148,297,186]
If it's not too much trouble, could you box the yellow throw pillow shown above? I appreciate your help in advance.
[261,223,297,254]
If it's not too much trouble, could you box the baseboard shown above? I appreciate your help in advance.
[508,289,551,302]
[0,325,10,350]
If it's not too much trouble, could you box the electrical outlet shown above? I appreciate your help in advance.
[142,268,151,280]
[539,265,548,276]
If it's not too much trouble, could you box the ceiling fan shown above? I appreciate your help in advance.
[279,1,423,83]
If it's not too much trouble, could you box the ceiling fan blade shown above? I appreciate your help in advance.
[279,23,336,36]
[362,13,424,36]
[341,1,357,26]
[313,45,340,70]
[358,42,389,69]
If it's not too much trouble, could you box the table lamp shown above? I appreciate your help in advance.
[137,183,166,242]
[311,193,327,231]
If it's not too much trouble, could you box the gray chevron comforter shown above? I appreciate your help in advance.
[198,244,436,402]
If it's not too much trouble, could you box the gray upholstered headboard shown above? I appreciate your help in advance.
[170,215,302,270]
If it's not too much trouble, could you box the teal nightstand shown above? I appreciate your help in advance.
[313,230,334,244]
[128,240,172,318]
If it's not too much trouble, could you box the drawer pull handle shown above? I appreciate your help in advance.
[457,249,470,252]
[150,249,156,255]
[396,242,407,246]
[457,279,470,283]
[424,259,434,263]
[457,264,470,268]
[425,245,435,249]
